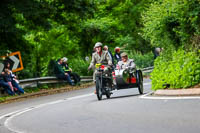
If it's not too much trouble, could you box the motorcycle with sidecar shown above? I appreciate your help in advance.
[95,63,143,100]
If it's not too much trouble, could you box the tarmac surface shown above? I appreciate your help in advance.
[1,81,200,104]
[0,79,200,133]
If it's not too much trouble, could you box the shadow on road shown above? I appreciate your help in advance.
[101,92,147,100]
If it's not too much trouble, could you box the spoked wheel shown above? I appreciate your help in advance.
[96,77,103,100]
[136,70,143,94]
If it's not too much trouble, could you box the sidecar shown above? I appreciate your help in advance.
[113,68,143,94]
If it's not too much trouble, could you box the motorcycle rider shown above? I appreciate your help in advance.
[88,42,112,81]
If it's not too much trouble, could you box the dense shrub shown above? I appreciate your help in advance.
[128,52,154,68]
[68,57,93,76]
[151,49,200,90]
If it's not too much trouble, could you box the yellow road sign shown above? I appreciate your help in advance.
[0,51,23,73]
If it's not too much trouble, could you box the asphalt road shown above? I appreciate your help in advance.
[0,79,200,133]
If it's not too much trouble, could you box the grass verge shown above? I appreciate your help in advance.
[0,82,94,104]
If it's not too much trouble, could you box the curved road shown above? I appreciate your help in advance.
[0,79,200,133]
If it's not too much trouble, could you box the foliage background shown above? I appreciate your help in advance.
[141,0,200,90]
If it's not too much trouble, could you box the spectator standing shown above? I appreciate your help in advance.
[103,45,114,65]
[62,57,81,85]
[153,47,163,59]
[114,47,122,63]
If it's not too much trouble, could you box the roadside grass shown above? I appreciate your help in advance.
[0,82,94,103]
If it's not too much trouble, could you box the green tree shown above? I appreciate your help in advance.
[142,0,200,50]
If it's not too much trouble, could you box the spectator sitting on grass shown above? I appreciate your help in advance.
[54,58,75,86]
[7,62,24,94]
[4,62,24,95]
[0,72,15,96]
[3,68,15,94]
[62,57,81,85]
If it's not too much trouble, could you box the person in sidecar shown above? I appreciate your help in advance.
[88,42,113,81]
[117,52,136,72]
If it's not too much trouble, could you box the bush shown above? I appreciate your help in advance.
[151,49,200,90]
[68,57,93,76]
[128,51,154,68]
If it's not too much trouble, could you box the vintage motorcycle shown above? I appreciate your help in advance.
[95,63,143,101]
[95,63,113,100]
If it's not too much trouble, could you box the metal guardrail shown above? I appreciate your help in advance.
[141,66,154,73]
[15,67,154,89]
[19,76,93,89]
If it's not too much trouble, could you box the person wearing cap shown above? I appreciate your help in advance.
[88,42,112,81]
[117,52,136,70]
[62,57,81,85]
[54,58,74,86]
[114,47,122,63]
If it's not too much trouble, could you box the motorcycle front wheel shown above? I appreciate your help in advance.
[96,77,103,100]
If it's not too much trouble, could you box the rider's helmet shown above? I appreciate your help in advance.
[115,47,120,52]
[94,42,103,48]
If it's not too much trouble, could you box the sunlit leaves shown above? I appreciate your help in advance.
[142,0,200,49]
[151,49,200,90]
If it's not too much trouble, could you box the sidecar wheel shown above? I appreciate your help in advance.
[136,70,143,94]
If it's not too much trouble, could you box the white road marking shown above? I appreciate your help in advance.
[67,93,94,100]
[1,93,94,133]
[1,82,151,133]
[5,108,34,133]
[0,109,24,120]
